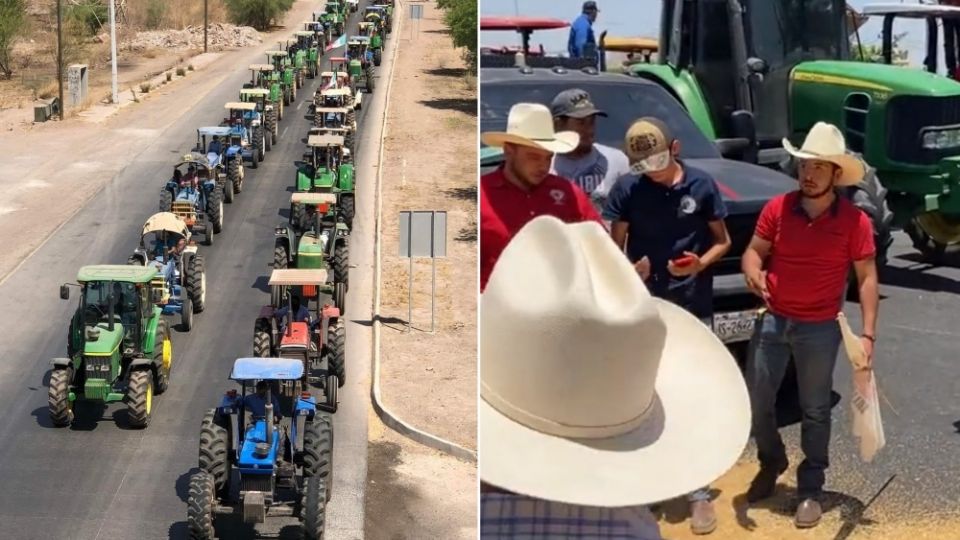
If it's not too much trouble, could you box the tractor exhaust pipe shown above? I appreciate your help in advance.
[265,385,274,447]
[108,287,115,332]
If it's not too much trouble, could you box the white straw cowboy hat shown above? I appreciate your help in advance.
[481,103,580,154]
[480,216,751,508]
[783,122,865,186]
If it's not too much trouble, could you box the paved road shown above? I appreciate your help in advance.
[0,3,388,539]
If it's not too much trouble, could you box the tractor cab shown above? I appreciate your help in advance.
[267,51,298,104]
[159,154,221,246]
[295,134,356,226]
[347,36,371,66]
[318,87,352,108]
[312,106,351,131]
[240,87,270,111]
[196,126,233,169]
[480,17,593,69]
[358,21,374,37]
[186,356,332,535]
[597,34,659,72]
[249,63,277,88]
[276,192,350,297]
[859,4,960,75]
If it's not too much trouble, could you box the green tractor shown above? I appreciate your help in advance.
[623,0,960,262]
[366,5,392,36]
[267,50,297,105]
[358,20,384,66]
[248,64,284,121]
[305,20,332,51]
[280,38,308,90]
[240,88,278,150]
[312,105,357,156]
[51,265,174,428]
[275,192,350,310]
[294,30,323,78]
[318,59,363,109]
[294,134,356,228]
[318,2,345,36]
[346,37,375,93]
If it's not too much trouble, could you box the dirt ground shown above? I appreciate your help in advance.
[375,2,477,451]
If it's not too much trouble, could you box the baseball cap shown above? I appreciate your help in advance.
[625,117,674,174]
[583,1,600,12]
[550,88,608,119]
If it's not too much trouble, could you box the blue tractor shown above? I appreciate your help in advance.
[222,102,266,170]
[187,357,333,540]
[158,154,223,245]
[127,212,207,331]
[196,126,242,203]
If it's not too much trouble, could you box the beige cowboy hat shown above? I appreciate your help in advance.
[783,122,865,186]
[481,103,580,154]
[480,216,751,508]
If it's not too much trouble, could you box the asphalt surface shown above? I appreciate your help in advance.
[775,230,960,518]
[0,4,388,539]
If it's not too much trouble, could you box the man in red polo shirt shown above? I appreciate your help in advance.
[741,122,879,529]
[480,103,603,291]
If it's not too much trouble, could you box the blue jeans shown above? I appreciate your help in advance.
[747,311,841,497]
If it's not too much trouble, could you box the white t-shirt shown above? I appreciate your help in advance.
[551,143,631,200]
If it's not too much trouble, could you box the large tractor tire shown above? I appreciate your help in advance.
[374,48,382,66]
[274,242,289,270]
[291,203,306,231]
[222,170,235,204]
[227,159,241,198]
[344,131,355,157]
[181,296,194,331]
[187,255,206,313]
[48,368,74,427]
[126,369,154,429]
[198,409,231,495]
[333,240,349,289]
[326,318,345,386]
[339,194,355,229]
[334,283,346,317]
[301,476,327,540]
[253,319,272,357]
[206,189,223,234]
[265,126,272,152]
[154,318,172,394]
[336,22,344,35]
[159,188,173,212]
[906,213,960,264]
[269,110,279,143]
[187,471,216,540]
[365,67,375,93]
[303,414,333,500]
[254,127,265,162]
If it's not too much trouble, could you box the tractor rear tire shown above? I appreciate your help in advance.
[126,369,153,429]
[339,194,355,229]
[182,296,194,331]
[198,409,231,495]
[334,283,346,317]
[187,471,216,540]
[48,368,74,427]
[154,319,172,394]
[344,132,355,157]
[265,127,272,152]
[374,48,382,66]
[301,476,327,540]
[228,159,241,197]
[188,255,206,313]
[254,319,272,357]
[326,318,345,386]
[274,242,289,270]
[207,189,223,234]
[159,188,173,212]
[366,67,375,93]
[291,203,306,232]
[223,171,235,204]
[333,241,349,289]
[254,127,265,162]
[303,414,333,500]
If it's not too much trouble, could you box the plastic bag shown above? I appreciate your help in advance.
[837,312,886,462]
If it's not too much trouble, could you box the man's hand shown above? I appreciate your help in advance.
[745,270,771,302]
[634,256,651,281]
[860,336,875,369]
[667,251,703,277]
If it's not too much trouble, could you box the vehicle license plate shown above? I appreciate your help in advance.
[714,310,758,343]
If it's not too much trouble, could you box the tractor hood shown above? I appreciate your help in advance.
[683,158,795,215]
[82,322,124,356]
[792,61,960,97]
[313,169,337,189]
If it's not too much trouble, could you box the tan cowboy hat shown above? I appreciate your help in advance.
[481,103,580,154]
[480,216,751,507]
[783,122,865,186]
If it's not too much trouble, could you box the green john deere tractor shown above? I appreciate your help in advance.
[623,0,960,262]
[280,38,307,89]
[51,265,174,428]
[347,37,375,93]
[305,20,332,51]
[373,2,394,31]
[312,104,357,156]
[248,64,284,121]
[319,2,346,36]
[359,19,384,66]
[295,30,322,78]
[267,50,297,105]
[294,133,356,228]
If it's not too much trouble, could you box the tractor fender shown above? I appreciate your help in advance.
[130,357,153,369]
[165,181,178,191]
[183,245,199,256]
[225,146,241,158]
[321,304,341,319]
[627,65,718,140]
[202,180,216,192]
[51,357,72,368]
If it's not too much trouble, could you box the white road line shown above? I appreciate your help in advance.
[281,126,288,138]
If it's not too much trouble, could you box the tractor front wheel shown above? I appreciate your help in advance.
[181,296,194,331]
[227,159,241,199]
[126,369,154,429]
[207,189,223,234]
[223,170,235,203]
[187,255,206,313]
[303,414,333,501]
[199,409,231,496]
[254,319,272,357]
[301,476,327,540]
[365,67,375,93]
[187,471,216,540]
[254,126,265,162]
[159,188,173,212]
[326,318,345,386]
[334,240,349,289]
[154,319,172,393]
[274,242,289,270]
[48,368,74,427]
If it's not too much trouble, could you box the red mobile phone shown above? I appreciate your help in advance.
[671,255,695,268]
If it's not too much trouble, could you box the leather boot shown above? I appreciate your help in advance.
[689,499,717,535]
[794,498,822,529]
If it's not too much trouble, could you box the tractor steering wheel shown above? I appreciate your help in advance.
[83,304,106,326]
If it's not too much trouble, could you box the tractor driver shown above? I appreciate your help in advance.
[112,282,138,338]
[275,294,313,330]
[183,165,199,190]
[208,135,223,155]
[242,381,283,422]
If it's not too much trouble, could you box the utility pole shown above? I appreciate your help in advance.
[109,0,118,104]
[204,0,208,53]
[57,0,64,120]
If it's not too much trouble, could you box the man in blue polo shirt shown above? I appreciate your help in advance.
[568,1,599,61]
[603,117,732,536]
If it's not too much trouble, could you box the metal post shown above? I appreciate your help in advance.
[430,211,435,333]
[109,0,118,104]
[204,0,209,53]
[408,213,413,332]
[57,0,64,120]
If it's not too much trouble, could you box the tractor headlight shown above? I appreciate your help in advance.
[921,126,960,150]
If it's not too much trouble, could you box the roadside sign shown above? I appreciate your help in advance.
[399,210,447,332]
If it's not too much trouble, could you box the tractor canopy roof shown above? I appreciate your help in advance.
[266,50,288,57]
[290,192,338,207]
[176,152,215,168]
[249,63,275,71]
[321,88,352,97]
[309,127,349,135]
[359,21,373,28]
[294,30,315,37]
[600,36,659,54]
[480,16,569,32]
[77,264,158,284]
[861,3,960,18]
[350,36,371,43]
[225,101,258,111]
[198,126,232,137]
[141,212,190,239]
[314,106,350,114]
[365,13,382,21]
[308,133,345,147]
[240,88,271,96]
[365,6,385,12]
[281,38,298,45]
[329,56,347,62]
[230,357,305,381]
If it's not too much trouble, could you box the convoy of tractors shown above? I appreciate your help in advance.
[47,1,393,538]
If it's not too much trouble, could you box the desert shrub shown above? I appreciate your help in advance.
[224,0,294,31]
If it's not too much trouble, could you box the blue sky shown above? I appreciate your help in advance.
[480,0,930,69]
